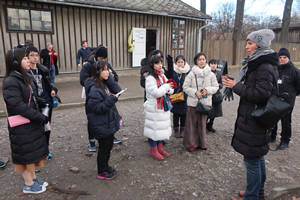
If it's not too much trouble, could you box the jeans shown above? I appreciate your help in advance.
[173,113,186,128]
[149,139,162,147]
[243,156,266,200]
[51,65,55,85]
[271,110,292,144]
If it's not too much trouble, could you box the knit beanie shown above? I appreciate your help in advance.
[95,45,107,59]
[246,29,275,48]
[278,48,290,59]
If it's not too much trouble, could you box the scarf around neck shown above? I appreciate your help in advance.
[236,47,275,82]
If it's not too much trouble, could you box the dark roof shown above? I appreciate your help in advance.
[273,26,300,32]
[36,0,211,21]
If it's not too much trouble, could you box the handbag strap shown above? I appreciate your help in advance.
[195,74,200,102]
[268,65,279,96]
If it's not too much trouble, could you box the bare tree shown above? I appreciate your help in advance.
[232,0,245,65]
[206,2,235,40]
[201,0,207,40]
[279,0,293,43]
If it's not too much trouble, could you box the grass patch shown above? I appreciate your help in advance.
[295,64,300,68]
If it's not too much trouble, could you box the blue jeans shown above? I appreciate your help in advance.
[243,156,266,200]
[149,139,162,147]
[51,65,55,84]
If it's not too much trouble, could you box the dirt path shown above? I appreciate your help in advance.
[0,97,300,200]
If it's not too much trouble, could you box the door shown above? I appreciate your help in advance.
[132,28,146,67]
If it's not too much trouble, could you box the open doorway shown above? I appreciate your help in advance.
[146,29,157,57]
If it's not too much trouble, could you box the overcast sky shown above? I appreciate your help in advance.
[181,0,286,18]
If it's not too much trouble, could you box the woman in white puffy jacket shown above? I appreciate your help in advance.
[142,55,174,160]
[183,53,219,152]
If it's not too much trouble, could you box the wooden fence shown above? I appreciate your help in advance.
[203,40,300,66]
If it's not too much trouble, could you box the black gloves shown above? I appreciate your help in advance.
[43,116,49,124]
[223,76,235,101]
[36,97,48,108]
[166,54,173,63]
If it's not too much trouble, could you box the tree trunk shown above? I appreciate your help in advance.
[201,0,206,41]
[279,0,293,43]
[232,0,245,65]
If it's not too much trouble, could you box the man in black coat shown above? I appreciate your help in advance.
[271,48,300,149]
[40,43,58,85]
[26,46,58,158]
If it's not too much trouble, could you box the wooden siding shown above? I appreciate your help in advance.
[0,0,202,75]
[203,40,300,66]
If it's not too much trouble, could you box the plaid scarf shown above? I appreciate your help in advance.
[155,71,166,110]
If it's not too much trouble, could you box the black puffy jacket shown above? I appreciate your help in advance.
[85,78,120,139]
[232,53,279,158]
[3,71,48,164]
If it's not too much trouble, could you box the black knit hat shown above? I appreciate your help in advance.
[95,45,107,59]
[278,48,290,59]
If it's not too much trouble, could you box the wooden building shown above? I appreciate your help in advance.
[0,0,211,75]
[273,26,300,43]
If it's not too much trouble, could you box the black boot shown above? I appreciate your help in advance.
[173,127,180,138]
[180,126,185,138]
[206,122,216,133]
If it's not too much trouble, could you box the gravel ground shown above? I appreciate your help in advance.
[0,97,300,200]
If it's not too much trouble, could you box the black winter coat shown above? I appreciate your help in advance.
[232,53,279,158]
[170,72,188,114]
[80,55,118,86]
[3,71,48,164]
[277,61,300,107]
[40,48,59,75]
[85,78,120,139]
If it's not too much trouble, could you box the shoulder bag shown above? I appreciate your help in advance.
[170,74,186,103]
[195,75,212,115]
[212,89,223,104]
[251,65,292,130]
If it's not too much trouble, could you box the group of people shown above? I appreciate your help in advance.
[2,28,300,199]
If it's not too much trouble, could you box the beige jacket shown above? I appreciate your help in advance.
[183,64,219,107]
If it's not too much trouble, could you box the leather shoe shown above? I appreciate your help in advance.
[278,142,289,150]
[188,147,197,152]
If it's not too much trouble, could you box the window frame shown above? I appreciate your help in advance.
[172,18,185,50]
[5,6,54,34]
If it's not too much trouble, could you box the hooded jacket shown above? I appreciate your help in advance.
[84,78,121,139]
[3,71,48,164]
[183,64,219,107]
[232,52,279,158]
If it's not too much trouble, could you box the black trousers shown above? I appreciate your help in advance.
[272,111,292,144]
[97,135,114,174]
[173,113,186,128]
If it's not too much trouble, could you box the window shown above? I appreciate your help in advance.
[6,7,53,32]
[172,19,185,49]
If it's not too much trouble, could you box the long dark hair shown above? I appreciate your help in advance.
[149,49,164,58]
[141,55,163,80]
[4,49,31,86]
[92,60,108,92]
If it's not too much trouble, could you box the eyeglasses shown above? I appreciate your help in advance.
[29,54,39,57]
